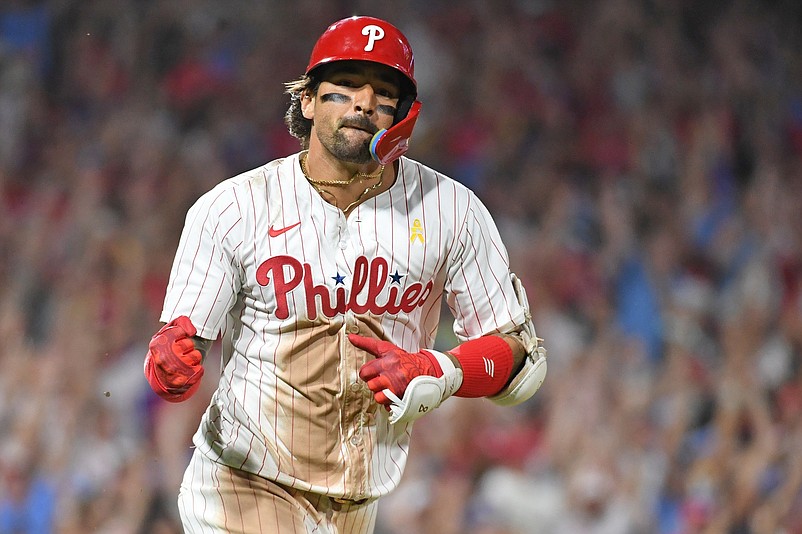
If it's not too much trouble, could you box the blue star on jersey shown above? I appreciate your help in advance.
[332,272,346,285]
[389,270,405,284]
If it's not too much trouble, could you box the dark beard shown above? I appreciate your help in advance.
[319,114,379,164]
[325,128,374,164]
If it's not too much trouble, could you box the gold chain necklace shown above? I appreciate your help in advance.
[299,150,384,186]
[299,151,386,213]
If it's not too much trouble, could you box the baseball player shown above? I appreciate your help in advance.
[144,15,546,534]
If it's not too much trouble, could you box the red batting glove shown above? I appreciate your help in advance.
[350,334,443,407]
[144,316,204,403]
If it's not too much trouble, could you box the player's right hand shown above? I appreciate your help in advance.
[144,316,204,403]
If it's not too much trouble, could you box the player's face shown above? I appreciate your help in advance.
[303,62,401,164]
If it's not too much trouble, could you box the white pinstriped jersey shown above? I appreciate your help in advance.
[161,152,527,501]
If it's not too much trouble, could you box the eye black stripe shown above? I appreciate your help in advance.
[320,93,351,103]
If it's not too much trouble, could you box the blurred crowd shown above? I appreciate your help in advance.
[2,0,802,532]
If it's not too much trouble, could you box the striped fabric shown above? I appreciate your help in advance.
[161,153,526,506]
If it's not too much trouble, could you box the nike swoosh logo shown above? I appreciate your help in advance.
[268,222,301,237]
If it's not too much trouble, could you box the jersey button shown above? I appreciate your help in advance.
[350,435,362,445]
[347,324,360,334]
[339,241,348,250]
[349,382,362,392]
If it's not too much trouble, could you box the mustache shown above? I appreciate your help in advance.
[338,116,379,135]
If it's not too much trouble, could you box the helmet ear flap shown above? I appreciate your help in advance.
[370,100,422,164]
[394,94,415,125]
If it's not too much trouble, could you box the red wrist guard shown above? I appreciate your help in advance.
[450,336,514,398]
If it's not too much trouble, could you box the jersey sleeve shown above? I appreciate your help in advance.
[444,191,526,341]
[160,184,242,340]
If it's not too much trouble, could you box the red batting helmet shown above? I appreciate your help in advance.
[306,16,416,96]
[306,16,421,164]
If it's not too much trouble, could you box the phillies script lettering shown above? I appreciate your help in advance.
[256,255,433,320]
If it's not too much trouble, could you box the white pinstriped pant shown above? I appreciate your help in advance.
[178,450,379,534]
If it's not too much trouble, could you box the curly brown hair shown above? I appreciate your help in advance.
[284,75,318,149]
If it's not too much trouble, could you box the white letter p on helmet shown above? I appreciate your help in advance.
[362,24,385,51]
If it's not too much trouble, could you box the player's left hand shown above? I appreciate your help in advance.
[349,334,462,424]
[351,335,441,405]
